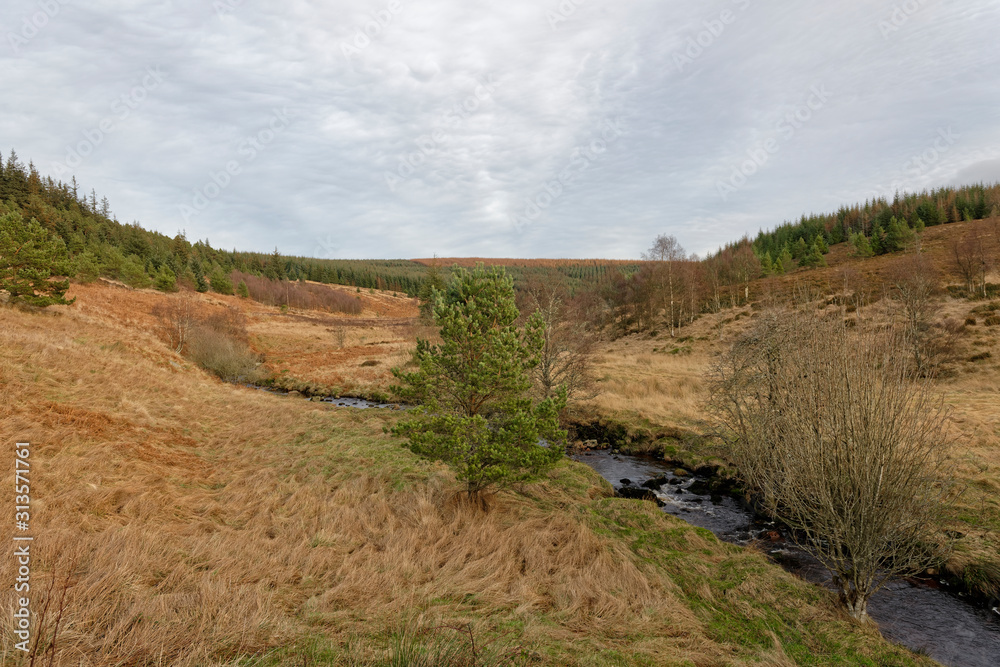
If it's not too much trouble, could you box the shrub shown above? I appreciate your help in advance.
[709,312,955,620]
[985,315,1000,326]
[231,270,362,314]
[186,325,260,383]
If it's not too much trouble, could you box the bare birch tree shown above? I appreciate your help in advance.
[643,234,686,337]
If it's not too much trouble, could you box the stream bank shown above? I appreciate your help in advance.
[572,448,1000,667]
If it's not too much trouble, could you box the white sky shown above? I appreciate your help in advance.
[2,0,998,259]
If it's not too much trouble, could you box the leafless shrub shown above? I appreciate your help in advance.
[519,278,595,402]
[709,311,956,621]
[151,299,199,353]
[186,324,261,383]
[231,270,362,314]
[201,304,250,344]
[888,252,940,374]
[950,228,993,298]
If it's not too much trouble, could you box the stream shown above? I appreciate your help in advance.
[257,385,999,665]
[572,449,1000,667]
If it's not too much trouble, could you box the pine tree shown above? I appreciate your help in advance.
[870,222,886,255]
[391,264,566,503]
[814,234,829,254]
[792,237,808,260]
[799,241,827,268]
[417,260,447,321]
[154,265,177,292]
[884,217,915,253]
[849,232,874,258]
[760,251,774,276]
[0,210,74,307]
[778,245,795,273]
[237,280,250,298]
[209,264,233,294]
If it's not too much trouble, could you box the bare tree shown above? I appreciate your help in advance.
[888,252,940,374]
[643,234,686,336]
[519,278,595,401]
[151,299,198,353]
[709,311,955,621]
[950,227,991,298]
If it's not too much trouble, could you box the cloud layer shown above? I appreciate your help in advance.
[2,0,998,258]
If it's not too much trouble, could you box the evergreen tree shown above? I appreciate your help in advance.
[391,264,566,503]
[120,255,151,288]
[237,279,250,298]
[760,251,774,276]
[792,237,808,260]
[849,232,874,258]
[209,264,234,294]
[814,234,829,254]
[0,210,74,307]
[870,222,886,255]
[778,245,795,273]
[154,265,177,292]
[799,241,827,268]
[417,260,447,321]
[884,217,915,253]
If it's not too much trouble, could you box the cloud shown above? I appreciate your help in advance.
[1,0,997,259]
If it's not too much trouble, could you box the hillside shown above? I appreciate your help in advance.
[0,275,940,665]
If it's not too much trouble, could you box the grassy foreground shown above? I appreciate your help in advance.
[0,286,937,665]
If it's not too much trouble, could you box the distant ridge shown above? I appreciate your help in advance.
[412,257,641,267]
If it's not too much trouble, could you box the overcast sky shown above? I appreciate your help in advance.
[2,0,998,259]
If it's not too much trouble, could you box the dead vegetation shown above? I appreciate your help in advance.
[0,280,936,666]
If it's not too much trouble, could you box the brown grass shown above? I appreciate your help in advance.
[0,281,936,666]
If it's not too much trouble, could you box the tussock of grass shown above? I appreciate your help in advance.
[0,285,943,665]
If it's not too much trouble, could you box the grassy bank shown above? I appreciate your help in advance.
[0,283,942,664]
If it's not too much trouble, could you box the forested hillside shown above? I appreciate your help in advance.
[2,148,997,327]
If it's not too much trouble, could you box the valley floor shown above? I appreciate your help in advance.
[0,281,946,665]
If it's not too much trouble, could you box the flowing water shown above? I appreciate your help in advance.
[254,386,999,665]
[572,450,1000,667]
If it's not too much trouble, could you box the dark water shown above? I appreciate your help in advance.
[250,385,406,409]
[572,450,1000,667]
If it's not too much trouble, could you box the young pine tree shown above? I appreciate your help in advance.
[391,264,566,504]
[850,232,874,258]
[777,245,795,274]
[154,265,177,292]
[0,210,74,307]
[209,264,233,294]
[237,280,250,298]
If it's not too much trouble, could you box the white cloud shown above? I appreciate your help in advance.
[0,0,997,259]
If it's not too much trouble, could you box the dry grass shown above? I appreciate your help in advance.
[0,282,936,666]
